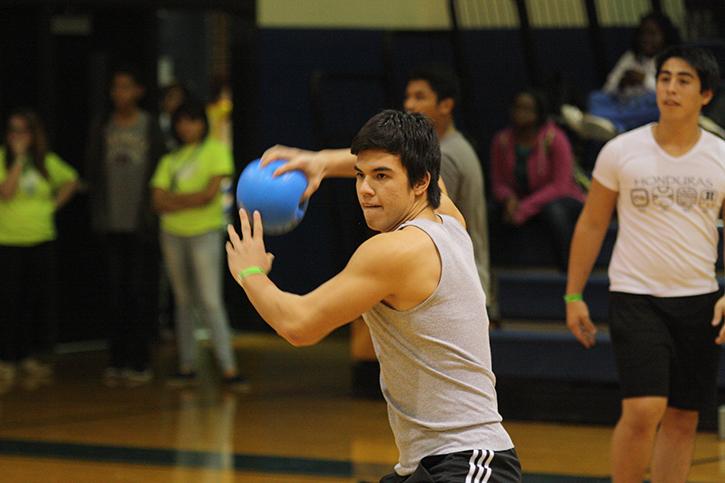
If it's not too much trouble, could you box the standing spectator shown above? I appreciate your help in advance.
[491,89,585,272]
[404,64,494,316]
[151,101,247,390]
[159,82,189,151]
[85,65,166,386]
[0,109,79,384]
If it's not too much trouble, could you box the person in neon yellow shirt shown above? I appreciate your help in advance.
[151,101,247,390]
[0,110,78,384]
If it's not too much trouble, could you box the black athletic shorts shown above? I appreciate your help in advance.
[609,291,722,411]
[379,448,521,483]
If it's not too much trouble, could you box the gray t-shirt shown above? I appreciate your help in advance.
[104,112,151,232]
[439,128,490,299]
[363,215,513,476]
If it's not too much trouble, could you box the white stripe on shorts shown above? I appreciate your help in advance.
[465,449,494,483]
[480,450,495,483]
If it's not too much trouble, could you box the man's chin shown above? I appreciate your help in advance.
[362,214,388,233]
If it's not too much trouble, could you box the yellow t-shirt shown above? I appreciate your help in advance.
[150,138,234,237]
[0,149,78,245]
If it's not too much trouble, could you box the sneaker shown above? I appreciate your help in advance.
[20,358,52,378]
[167,371,197,388]
[103,367,124,387]
[560,104,585,137]
[699,115,725,139]
[20,375,49,391]
[580,114,619,141]
[0,362,16,381]
[0,378,13,394]
[222,374,251,393]
[123,369,153,387]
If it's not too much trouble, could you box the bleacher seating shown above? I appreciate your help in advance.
[490,220,725,415]
[492,223,724,321]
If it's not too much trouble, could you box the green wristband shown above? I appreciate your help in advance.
[563,293,583,303]
[237,266,265,282]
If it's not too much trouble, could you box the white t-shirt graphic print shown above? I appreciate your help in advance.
[593,124,725,296]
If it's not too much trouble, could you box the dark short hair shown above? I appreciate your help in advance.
[351,109,441,208]
[171,100,210,145]
[511,88,549,127]
[160,82,189,102]
[112,63,145,86]
[632,12,681,56]
[407,64,461,106]
[656,45,720,93]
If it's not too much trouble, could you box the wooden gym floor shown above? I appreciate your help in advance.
[0,333,723,482]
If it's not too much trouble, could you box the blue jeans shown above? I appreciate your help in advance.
[588,90,659,132]
[160,229,236,373]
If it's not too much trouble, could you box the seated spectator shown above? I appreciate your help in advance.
[562,12,681,141]
[491,90,585,272]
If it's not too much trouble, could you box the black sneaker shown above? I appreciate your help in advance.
[166,371,197,388]
[124,369,153,387]
[222,374,251,393]
[103,367,124,387]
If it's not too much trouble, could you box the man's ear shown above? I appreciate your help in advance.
[701,88,714,107]
[438,97,454,117]
[414,172,431,196]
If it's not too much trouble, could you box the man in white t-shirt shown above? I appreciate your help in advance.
[565,46,725,482]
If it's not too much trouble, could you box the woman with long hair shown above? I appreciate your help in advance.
[0,109,79,386]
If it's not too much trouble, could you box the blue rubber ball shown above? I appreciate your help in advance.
[236,159,309,235]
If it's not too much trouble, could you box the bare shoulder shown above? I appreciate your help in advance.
[352,228,436,272]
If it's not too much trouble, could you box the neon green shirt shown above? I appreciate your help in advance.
[0,149,78,245]
[150,138,234,237]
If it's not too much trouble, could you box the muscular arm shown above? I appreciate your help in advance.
[260,146,355,200]
[313,148,357,177]
[152,176,224,213]
[241,239,395,346]
[226,210,401,346]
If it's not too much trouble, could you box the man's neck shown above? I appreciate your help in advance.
[436,118,454,139]
[388,199,437,232]
[652,117,702,156]
[513,125,538,144]
[114,107,140,125]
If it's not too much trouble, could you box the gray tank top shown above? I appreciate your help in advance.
[363,214,513,475]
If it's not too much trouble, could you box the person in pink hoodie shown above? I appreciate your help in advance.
[491,89,585,271]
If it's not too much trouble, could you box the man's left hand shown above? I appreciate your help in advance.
[712,295,725,344]
[226,209,275,286]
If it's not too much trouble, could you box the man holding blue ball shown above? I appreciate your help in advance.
[226,110,520,482]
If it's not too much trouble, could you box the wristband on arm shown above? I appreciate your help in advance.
[563,293,583,303]
[237,266,265,283]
